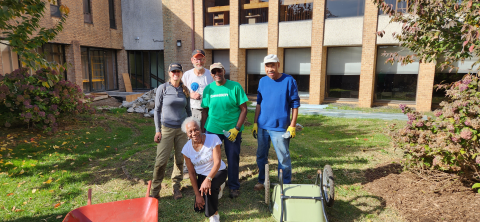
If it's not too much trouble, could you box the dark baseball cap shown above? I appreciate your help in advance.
[168,63,183,72]
[192,49,206,58]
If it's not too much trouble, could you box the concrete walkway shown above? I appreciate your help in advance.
[248,102,409,121]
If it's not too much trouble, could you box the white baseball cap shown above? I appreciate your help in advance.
[264,54,279,63]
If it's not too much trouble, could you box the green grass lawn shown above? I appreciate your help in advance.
[0,109,406,222]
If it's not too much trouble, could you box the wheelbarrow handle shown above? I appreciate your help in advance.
[87,189,92,205]
[146,180,152,197]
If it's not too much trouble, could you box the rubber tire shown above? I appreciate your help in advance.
[322,165,335,207]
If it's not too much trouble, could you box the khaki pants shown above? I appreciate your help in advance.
[151,125,188,196]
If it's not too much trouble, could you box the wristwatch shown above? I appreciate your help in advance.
[235,126,240,131]
[207,177,213,181]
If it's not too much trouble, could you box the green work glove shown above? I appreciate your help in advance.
[252,123,258,139]
[286,126,296,138]
[228,128,239,142]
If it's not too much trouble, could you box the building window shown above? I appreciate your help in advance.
[433,58,478,103]
[326,0,365,18]
[240,0,268,25]
[82,47,118,92]
[213,50,230,79]
[128,51,165,90]
[375,46,419,101]
[204,0,230,26]
[280,0,313,22]
[35,44,66,79]
[326,47,361,99]
[108,0,116,29]
[50,0,62,17]
[284,48,311,94]
[246,49,268,93]
[84,0,92,23]
[0,41,20,75]
[380,0,409,14]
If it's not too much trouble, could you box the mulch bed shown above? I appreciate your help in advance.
[90,97,122,107]
[363,163,480,222]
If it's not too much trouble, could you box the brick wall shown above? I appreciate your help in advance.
[416,62,435,111]
[309,0,327,104]
[358,0,378,107]
[230,0,246,88]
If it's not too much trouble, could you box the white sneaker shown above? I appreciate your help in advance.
[218,182,225,199]
[209,214,220,222]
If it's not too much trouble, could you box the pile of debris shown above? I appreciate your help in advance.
[120,88,156,117]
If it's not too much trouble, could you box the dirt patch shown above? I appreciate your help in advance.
[364,164,480,222]
[90,97,122,107]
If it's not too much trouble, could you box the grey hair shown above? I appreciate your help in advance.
[181,117,201,133]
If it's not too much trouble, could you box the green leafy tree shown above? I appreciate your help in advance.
[374,0,480,71]
[1,0,69,87]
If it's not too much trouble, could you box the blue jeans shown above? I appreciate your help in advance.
[206,131,242,190]
[256,128,292,184]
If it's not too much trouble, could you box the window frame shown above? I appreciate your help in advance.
[84,0,93,24]
[50,0,62,18]
[108,0,116,29]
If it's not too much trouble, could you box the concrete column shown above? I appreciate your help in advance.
[267,0,283,73]
[309,0,327,104]
[64,40,83,89]
[416,62,435,112]
[358,0,379,107]
[116,48,128,92]
[230,0,246,88]
[194,0,204,49]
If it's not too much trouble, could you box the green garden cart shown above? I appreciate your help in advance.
[264,164,335,222]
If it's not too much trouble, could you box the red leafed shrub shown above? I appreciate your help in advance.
[0,68,94,133]
[390,74,480,181]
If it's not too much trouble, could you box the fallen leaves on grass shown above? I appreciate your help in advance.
[54,202,61,208]
[32,189,37,193]
[7,193,14,196]
[56,215,63,219]
[44,179,52,184]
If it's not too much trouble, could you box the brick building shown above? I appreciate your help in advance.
[0,0,128,92]
[161,0,476,112]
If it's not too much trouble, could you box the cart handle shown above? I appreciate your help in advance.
[87,189,92,205]
[146,180,152,197]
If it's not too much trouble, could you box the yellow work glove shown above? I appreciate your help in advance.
[228,128,240,142]
[286,126,296,138]
[252,123,258,139]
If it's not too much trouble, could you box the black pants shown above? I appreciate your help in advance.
[194,169,228,217]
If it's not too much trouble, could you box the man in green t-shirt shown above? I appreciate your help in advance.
[201,62,248,199]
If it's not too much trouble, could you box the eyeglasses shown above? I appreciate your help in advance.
[211,69,223,74]
[170,70,182,73]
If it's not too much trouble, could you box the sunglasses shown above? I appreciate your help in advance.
[211,69,223,74]
[170,70,182,73]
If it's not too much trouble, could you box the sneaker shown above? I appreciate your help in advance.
[229,189,240,199]
[209,214,220,222]
[149,194,160,200]
[218,182,225,199]
[173,188,183,200]
[253,183,264,191]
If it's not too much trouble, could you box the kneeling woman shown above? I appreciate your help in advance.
[181,117,227,222]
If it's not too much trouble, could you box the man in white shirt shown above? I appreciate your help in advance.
[181,49,213,121]
[181,49,214,174]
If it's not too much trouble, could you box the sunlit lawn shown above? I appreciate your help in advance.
[0,108,406,221]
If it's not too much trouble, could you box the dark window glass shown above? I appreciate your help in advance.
[380,0,409,14]
[326,75,360,98]
[280,0,313,22]
[326,0,365,18]
[375,74,417,101]
[84,0,92,23]
[240,0,268,25]
[205,0,230,26]
[128,50,165,89]
[82,47,119,92]
[432,73,469,103]
[109,0,116,29]
[50,0,61,17]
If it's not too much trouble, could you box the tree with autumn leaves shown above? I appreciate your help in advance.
[0,1,93,133]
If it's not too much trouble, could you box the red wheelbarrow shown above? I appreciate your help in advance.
[62,181,158,222]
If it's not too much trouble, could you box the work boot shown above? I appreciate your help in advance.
[173,188,183,200]
[229,189,240,199]
[149,194,160,200]
[253,183,264,191]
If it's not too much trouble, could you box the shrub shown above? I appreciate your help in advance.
[389,74,480,181]
[0,68,94,133]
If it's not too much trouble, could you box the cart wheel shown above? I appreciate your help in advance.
[265,164,270,205]
[322,165,335,207]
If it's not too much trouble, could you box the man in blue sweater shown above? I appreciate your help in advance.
[253,54,300,190]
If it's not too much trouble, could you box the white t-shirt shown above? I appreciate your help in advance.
[182,134,226,176]
[181,68,213,109]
